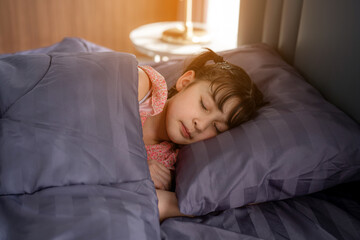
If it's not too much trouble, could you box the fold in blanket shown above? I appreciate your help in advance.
[0,40,161,239]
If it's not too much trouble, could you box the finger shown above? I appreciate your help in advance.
[150,165,170,185]
[155,170,171,185]
[153,170,168,189]
[153,163,171,182]
[153,175,166,190]
[149,166,166,189]
[155,165,172,190]
[153,170,171,190]
[148,160,172,190]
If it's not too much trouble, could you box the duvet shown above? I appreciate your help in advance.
[0,40,160,239]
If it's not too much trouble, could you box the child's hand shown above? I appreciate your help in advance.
[147,159,172,190]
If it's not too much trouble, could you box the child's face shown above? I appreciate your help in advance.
[165,71,236,145]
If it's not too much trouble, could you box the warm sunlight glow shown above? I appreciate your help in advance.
[206,0,241,48]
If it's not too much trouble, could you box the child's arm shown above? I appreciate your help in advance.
[138,67,151,101]
[156,189,189,222]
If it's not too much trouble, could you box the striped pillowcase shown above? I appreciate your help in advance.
[170,44,360,216]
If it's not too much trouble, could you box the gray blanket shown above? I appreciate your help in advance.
[0,39,160,240]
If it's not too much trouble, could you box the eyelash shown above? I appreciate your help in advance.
[200,99,207,111]
[201,98,221,134]
[213,123,221,134]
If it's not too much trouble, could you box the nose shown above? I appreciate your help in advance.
[194,118,212,132]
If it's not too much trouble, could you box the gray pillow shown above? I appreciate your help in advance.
[152,44,360,216]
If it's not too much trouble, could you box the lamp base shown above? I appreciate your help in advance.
[161,26,210,45]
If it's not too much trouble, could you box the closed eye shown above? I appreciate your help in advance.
[200,98,207,111]
[213,123,221,134]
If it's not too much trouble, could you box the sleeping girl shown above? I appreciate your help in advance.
[137,49,266,221]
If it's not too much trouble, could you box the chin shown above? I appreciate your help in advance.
[169,136,187,145]
[167,131,189,145]
[166,122,185,145]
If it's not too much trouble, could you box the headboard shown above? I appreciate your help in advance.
[237,0,360,124]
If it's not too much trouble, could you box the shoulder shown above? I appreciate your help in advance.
[138,67,151,101]
[138,66,168,113]
[138,66,168,101]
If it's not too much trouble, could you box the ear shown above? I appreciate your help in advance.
[175,70,195,91]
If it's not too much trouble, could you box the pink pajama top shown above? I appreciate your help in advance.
[138,66,178,170]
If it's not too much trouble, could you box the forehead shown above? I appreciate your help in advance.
[208,82,240,112]
[198,81,240,123]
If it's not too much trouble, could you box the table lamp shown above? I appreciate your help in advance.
[161,0,210,44]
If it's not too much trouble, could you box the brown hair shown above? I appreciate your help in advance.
[168,48,266,128]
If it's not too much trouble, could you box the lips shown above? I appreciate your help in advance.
[180,122,191,139]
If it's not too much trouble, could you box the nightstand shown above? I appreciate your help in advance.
[130,21,237,62]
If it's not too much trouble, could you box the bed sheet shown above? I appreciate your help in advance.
[161,181,360,240]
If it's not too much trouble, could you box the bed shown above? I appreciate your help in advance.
[1,0,359,239]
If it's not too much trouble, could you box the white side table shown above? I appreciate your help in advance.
[130,21,237,62]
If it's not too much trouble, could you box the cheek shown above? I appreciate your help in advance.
[197,129,217,141]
